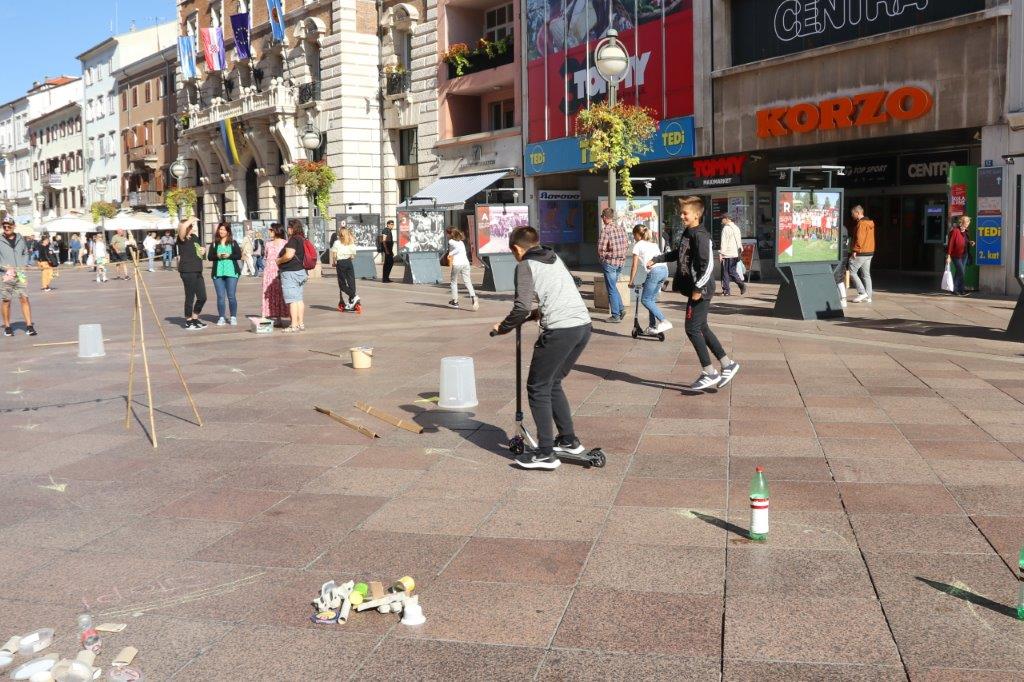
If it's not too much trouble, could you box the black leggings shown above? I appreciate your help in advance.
[685,296,726,368]
[180,271,207,318]
[335,260,356,304]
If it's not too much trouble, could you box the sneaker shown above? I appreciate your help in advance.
[553,435,586,456]
[689,371,721,392]
[852,293,868,303]
[2,326,12,337]
[514,451,561,470]
[645,325,659,335]
[25,325,37,337]
[718,362,740,388]
[739,283,748,295]
[606,314,622,324]
[840,298,847,308]
[216,317,227,326]
[448,300,459,309]
[655,320,673,333]
[192,319,208,329]
[184,320,198,330]
[472,296,480,311]
[229,316,237,326]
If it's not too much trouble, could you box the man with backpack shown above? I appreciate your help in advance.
[276,218,316,332]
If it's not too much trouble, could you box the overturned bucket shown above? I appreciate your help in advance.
[78,324,105,358]
[350,347,373,369]
[438,356,478,410]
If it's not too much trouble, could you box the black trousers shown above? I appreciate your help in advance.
[526,324,591,453]
[180,271,207,318]
[335,260,356,303]
[382,251,394,281]
[685,295,726,368]
[721,258,744,294]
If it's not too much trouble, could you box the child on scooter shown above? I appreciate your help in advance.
[492,226,593,470]
[627,224,672,336]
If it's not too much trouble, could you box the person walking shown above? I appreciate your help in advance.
[719,215,746,296]
[945,216,974,297]
[649,196,739,392]
[262,223,288,325]
[446,227,478,310]
[378,219,395,282]
[1,217,36,336]
[598,207,628,323]
[208,221,242,326]
[109,229,130,280]
[628,224,671,335]
[848,205,875,304]
[35,235,56,292]
[253,231,265,275]
[91,233,109,283]
[330,226,361,313]
[240,229,256,277]
[176,217,208,329]
[277,219,308,332]
[160,230,175,270]
[143,231,159,272]
[69,234,81,265]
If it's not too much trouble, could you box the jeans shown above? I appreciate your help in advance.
[213,275,238,318]
[527,324,592,454]
[335,260,356,304]
[849,255,873,299]
[640,267,668,328]
[721,257,745,295]
[255,256,264,274]
[601,262,624,317]
[146,250,156,271]
[685,295,727,369]
[952,256,967,294]
[180,271,207,318]
[450,263,475,301]
[163,249,173,268]
[69,249,79,264]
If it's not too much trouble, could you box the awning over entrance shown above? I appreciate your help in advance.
[399,168,513,210]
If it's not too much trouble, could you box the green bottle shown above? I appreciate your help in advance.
[749,466,769,542]
[1017,547,1024,620]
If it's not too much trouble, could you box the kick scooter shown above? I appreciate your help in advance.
[490,325,606,468]
[629,284,666,341]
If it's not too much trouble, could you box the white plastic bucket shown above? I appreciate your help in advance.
[438,356,478,410]
[350,347,373,369]
[78,324,105,358]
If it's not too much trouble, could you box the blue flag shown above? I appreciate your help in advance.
[178,36,197,80]
[230,13,251,60]
[267,0,286,43]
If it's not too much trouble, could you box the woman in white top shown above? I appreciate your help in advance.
[446,228,478,310]
[330,226,361,312]
[92,234,109,283]
[719,215,746,296]
[627,224,671,335]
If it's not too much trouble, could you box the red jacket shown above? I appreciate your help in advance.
[946,228,967,258]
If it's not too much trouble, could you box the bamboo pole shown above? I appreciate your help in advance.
[125,285,140,430]
[308,349,345,358]
[33,339,110,348]
[132,279,158,448]
[314,406,380,439]
[354,401,423,434]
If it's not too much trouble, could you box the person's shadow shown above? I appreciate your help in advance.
[574,364,711,393]
[397,395,517,463]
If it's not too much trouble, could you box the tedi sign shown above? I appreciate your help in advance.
[756,86,932,139]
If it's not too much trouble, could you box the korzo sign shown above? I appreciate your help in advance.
[757,86,932,139]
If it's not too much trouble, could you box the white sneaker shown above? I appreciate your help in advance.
[645,325,659,335]
[840,298,847,308]
[229,316,237,326]
[655,320,673,333]
[216,317,227,326]
[853,294,868,303]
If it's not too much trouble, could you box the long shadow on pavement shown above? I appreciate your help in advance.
[915,577,1019,619]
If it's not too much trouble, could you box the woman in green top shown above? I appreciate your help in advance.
[207,221,243,326]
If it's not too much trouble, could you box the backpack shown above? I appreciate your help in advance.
[302,238,318,270]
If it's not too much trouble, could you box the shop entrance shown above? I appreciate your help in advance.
[845,187,948,278]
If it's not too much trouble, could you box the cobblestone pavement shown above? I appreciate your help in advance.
[1,264,1023,680]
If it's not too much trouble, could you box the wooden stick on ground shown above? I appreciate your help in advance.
[354,401,423,434]
[33,339,111,348]
[308,349,346,358]
[314,406,380,439]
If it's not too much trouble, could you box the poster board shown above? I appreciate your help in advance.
[976,166,1004,266]
[537,190,583,244]
[597,197,662,244]
[775,188,842,265]
[398,211,445,252]
[475,204,529,255]
[336,213,380,251]
[740,238,760,275]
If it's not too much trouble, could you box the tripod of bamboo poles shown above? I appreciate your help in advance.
[124,244,203,447]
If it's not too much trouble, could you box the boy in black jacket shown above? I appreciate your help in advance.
[648,196,739,391]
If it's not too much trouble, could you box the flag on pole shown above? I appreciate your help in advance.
[200,27,227,71]
[221,118,241,166]
[178,36,197,80]
[267,0,286,43]
[230,13,251,61]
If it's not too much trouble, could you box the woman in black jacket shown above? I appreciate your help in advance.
[207,221,243,326]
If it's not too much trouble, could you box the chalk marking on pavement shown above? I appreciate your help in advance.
[95,572,267,618]
[38,476,67,493]
[427,448,479,465]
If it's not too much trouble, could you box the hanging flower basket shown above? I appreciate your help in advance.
[165,188,197,218]
[289,160,336,219]
[89,201,118,224]
[576,102,657,201]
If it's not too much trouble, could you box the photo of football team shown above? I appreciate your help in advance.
[776,190,842,264]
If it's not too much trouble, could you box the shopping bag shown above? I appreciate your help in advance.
[735,261,746,282]
[940,265,954,293]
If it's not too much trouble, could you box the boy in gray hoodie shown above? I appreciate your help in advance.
[492,226,593,470]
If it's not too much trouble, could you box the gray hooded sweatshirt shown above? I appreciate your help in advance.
[0,233,29,269]
[497,245,591,334]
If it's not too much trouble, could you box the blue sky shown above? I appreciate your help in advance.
[0,0,176,104]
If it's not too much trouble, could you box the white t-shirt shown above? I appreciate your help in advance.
[448,239,469,267]
[143,236,158,252]
[92,241,108,259]
[331,240,356,261]
[632,240,665,273]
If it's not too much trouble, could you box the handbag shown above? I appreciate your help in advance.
[440,252,450,267]
[940,265,954,292]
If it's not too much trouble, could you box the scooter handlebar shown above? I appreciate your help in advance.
[489,330,499,337]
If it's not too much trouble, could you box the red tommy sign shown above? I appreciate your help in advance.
[693,154,749,187]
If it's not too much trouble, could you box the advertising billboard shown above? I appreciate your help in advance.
[537,190,583,244]
[525,0,694,169]
[598,196,662,244]
[731,0,986,65]
[475,204,530,254]
[776,189,842,265]
[976,166,1004,267]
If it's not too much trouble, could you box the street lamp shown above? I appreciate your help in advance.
[594,28,630,215]
[299,121,322,227]
[95,183,107,236]
[169,157,188,220]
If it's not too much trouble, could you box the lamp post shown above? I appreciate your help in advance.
[169,157,188,220]
[299,121,322,229]
[594,29,630,216]
[96,183,108,237]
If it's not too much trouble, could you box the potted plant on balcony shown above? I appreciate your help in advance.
[90,201,117,224]
[441,43,471,77]
[288,160,336,219]
[576,102,657,200]
[165,188,198,218]
[179,114,190,131]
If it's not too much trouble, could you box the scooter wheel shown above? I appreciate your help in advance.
[590,450,607,468]
[631,328,639,339]
[509,436,525,455]
[658,333,665,342]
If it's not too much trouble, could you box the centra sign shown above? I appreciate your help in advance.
[757,86,932,138]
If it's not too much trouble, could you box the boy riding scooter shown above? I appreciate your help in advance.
[491,226,594,470]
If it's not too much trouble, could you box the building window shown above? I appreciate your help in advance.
[395,29,413,71]
[398,128,417,166]
[484,4,513,42]
[158,77,165,99]
[490,99,515,130]
[108,94,116,115]
[76,118,82,133]
[132,87,138,108]
[145,83,152,103]
[398,179,418,204]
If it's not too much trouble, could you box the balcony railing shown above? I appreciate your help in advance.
[128,190,162,207]
[446,44,514,80]
[185,84,298,130]
[385,72,411,96]
[298,82,321,104]
[128,144,157,164]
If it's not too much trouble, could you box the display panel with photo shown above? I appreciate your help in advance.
[336,214,380,250]
[398,211,446,253]
[475,205,529,254]
[537,190,583,244]
[597,197,662,245]
[775,189,842,265]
